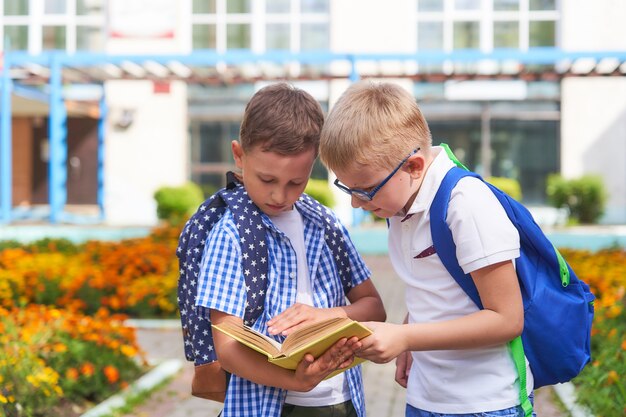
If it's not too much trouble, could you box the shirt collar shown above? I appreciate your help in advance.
[403,146,456,216]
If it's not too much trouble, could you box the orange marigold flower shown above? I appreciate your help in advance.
[103,365,119,384]
[607,370,619,385]
[622,339,626,351]
[81,362,95,377]
[66,368,79,381]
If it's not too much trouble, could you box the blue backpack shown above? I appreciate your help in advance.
[430,147,595,416]
[430,151,595,416]
[176,173,353,401]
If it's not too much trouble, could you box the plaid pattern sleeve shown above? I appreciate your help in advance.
[196,211,246,318]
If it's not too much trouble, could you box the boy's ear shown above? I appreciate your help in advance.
[231,140,244,169]
[404,154,426,179]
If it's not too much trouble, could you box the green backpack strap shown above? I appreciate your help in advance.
[440,142,469,171]
[440,142,533,417]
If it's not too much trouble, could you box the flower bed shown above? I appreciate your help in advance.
[560,248,626,417]
[0,226,624,416]
[0,305,144,416]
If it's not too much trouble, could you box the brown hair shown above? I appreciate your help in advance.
[239,82,324,155]
[320,81,432,171]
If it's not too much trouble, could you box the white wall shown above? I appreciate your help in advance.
[561,0,626,51]
[102,0,190,225]
[561,78,626,224]
[560,0,626,223]
[104,80,188,225]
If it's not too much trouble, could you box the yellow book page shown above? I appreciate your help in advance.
[212,321,282,357]
[269,319,372,370]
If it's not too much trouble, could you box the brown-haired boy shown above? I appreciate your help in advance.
[196,82,386,417]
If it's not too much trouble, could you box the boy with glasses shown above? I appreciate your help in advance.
[319,81,535,417]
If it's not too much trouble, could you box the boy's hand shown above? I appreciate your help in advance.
[394,351,412,388]
[355,322,409,364]
[293,336,360,391]
[267,303,347,336]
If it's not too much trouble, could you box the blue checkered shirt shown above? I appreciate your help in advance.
[196,199,371,417]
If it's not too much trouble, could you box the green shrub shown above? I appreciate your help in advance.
[547,174,607,224]
[487,177,522,201]
[153,182,204,224]
[304,179,335,208]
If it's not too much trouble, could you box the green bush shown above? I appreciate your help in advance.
[305,179,335,208]
[487,177,522,201]
[153,182,204,224]
[547,174,607,224]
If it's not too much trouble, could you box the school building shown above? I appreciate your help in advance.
[1,0,625,226]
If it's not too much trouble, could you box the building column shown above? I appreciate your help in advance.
[48,54,68,224]
[0,50,13,223]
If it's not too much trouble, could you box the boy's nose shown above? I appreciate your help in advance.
[272,187,288,205]
[351,195,365,209]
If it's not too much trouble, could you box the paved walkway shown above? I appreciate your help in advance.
[124,255,565,417]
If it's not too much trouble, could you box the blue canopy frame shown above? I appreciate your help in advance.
[1,47,626,224]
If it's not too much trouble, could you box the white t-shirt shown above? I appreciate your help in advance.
[387,146,534,414]
[270,207,351,407]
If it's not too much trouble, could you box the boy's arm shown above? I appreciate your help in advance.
[357,260,523,363]
[211,309,361,391]
[267,279,386,336]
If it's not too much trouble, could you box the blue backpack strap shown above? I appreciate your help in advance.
[177,191,227,366]
[177,173,269,367]
[430,166,532,417]
[218,183,269,325]
[430,167,483,308]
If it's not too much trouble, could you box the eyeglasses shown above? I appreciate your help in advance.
[334,147,420,201]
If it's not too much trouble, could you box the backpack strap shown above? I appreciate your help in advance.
[177,173,269,367]
[430,165,533,417]
[218,180,269,325]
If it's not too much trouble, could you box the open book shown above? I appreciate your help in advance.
[212,317,372,375]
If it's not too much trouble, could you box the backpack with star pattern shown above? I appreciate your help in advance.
[176,173,354,402]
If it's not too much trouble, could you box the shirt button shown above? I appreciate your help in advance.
[289,272,296,279]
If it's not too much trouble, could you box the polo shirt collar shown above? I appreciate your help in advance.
[403,146,456,217]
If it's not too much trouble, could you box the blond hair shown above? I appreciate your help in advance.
[320,81,431,171]
[240,82,324,155]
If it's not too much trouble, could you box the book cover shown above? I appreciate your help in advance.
[212,317,372,375]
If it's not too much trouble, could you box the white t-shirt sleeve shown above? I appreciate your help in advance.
[446,177,520,274]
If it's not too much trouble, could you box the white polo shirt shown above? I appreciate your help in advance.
[388,146,533,413]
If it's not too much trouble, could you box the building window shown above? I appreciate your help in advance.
[267,23,290,49]
[77,0,104,15]
[494,0,519,11]
[42,26,66,50]
[454,0,481,11]
[191,0,329,52]
[4,0,28,15]
[453,21,480,49]
[301,0,329,13]
[415,0,559,60]
[227,24,251,49]
[417,0,443,12]
[529,20,556,47]
[267,0,291,13]
[4,25,28,49]
[301,23,328,50]
[530,0,556,11]
[193,0,217,14]
[227,0,251,14]
[494,21,519,48]
[76,26,104,50]
[44,0,66,14]
[418,21,443,50]
[193,24,217,49]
